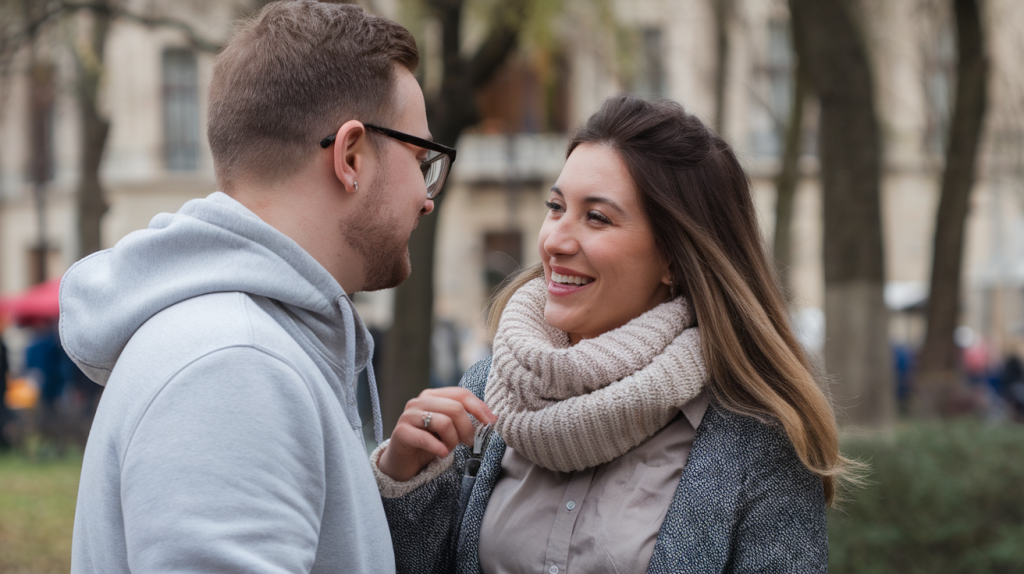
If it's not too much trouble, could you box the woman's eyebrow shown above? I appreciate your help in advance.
[550,185,626,215]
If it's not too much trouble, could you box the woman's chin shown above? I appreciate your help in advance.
[543,304,583,335]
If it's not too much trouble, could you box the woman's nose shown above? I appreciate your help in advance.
[542,219,579,256]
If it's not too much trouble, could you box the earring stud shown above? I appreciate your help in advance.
[353,181,358,191]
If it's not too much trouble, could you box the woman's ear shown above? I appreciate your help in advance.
[332,120,368,194]
[661,261,673,286]
[662,264,677,298]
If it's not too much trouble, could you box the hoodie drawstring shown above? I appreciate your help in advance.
[366,361,384,445]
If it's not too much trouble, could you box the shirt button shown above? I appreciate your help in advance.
[549,566,559,574]
[566,501,576,511]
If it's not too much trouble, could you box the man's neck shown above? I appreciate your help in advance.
[225,176,366,294]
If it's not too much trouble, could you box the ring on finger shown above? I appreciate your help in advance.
[422,411,433,430]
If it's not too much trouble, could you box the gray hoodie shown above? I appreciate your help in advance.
[60,192,395,573]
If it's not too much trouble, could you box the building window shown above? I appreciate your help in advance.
[162,48,199,171]
[749,20,793,158]
[28,61,56,184]
[631,27,665,100]
[26,246,61,285]
[476,50,569,134]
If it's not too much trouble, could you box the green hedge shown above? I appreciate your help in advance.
[829,420,1024,574]
[2,421,1022,573]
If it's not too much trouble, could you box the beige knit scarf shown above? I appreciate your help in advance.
[485,278,708,472]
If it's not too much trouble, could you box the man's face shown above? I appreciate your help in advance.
[343,67,435,292]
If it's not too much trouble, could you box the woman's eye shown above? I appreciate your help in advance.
[545,201,563,212]
[588,211,611,224]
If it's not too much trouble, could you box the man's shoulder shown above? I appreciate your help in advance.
[113,292,306,387]
[149,292,299,346]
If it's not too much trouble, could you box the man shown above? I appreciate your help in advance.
[60,2,456,571]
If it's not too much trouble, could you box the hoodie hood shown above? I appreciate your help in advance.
[59,192,382,439]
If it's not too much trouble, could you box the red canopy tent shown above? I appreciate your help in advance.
[0,278,61,325]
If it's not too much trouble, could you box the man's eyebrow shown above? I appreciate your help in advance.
[549,185,626,215]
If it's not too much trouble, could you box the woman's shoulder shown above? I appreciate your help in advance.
[458,357,493,401]
[695,403,810,478]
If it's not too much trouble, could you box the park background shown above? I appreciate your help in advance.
[1,0,1023,572]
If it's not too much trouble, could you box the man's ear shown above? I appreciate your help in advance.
[333,120,368,194]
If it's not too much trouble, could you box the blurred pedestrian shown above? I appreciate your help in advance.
[374,96,839,573]
[893,343,915,414]
[0,311,10,450]
[24,320,66,410]
[1001,350,1024,420]
[58,2,450,572]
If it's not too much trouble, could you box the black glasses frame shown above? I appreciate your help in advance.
[319,124,457,199]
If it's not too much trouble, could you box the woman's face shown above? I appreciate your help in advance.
[538,143,672,344]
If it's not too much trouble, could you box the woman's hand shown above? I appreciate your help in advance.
[377,387,497,482]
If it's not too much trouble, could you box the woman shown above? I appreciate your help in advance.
[372,95,850,573]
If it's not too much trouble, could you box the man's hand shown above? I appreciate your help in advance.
[376,387,496,481]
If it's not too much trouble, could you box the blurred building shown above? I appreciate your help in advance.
[2,0,1024,379]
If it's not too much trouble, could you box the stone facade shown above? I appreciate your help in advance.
[2,0,1023,376]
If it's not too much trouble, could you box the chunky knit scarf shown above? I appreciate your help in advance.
[485,278,708,472]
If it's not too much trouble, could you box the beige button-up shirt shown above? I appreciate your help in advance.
[478,392,710,574]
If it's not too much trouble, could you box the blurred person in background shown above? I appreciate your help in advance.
[1001,345,1024,421]
[0,311,9,450]
[24,318,86,450]
[373,96,850,574]
[24,319,66,412]
[58,1,451,572]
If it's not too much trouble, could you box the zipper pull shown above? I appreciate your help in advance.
[473,423,493,456]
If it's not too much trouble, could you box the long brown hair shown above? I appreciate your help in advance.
[490,95,855,505]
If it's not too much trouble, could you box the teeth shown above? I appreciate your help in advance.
[551,272,593,285]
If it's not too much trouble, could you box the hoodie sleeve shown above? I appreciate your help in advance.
[119,346,325,573]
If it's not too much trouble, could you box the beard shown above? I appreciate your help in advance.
[341,169,415,292]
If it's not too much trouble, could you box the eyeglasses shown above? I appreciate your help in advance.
[320,124,457,200]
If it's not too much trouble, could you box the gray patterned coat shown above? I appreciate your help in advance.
[381,358,828,573]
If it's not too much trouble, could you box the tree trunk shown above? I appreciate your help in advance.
[913,0,987,416]
[29,50,56,283]
[790,0,895,427]
[711,0,733,134]
[773,54,807,299]
[75,4,112,258]
[380,0,526,433]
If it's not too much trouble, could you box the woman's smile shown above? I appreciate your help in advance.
[547,265,595,296]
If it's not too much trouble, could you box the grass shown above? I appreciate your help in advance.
[0,421,1021,573]
[829,420,1024,574]
[0,445,81,574]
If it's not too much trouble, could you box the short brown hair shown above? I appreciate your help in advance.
[207,0,419,189]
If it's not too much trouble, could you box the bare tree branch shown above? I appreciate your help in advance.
[59,1,224,52]
[466,1,526,88]
[1,1,224,61]
[0,2,65,63]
